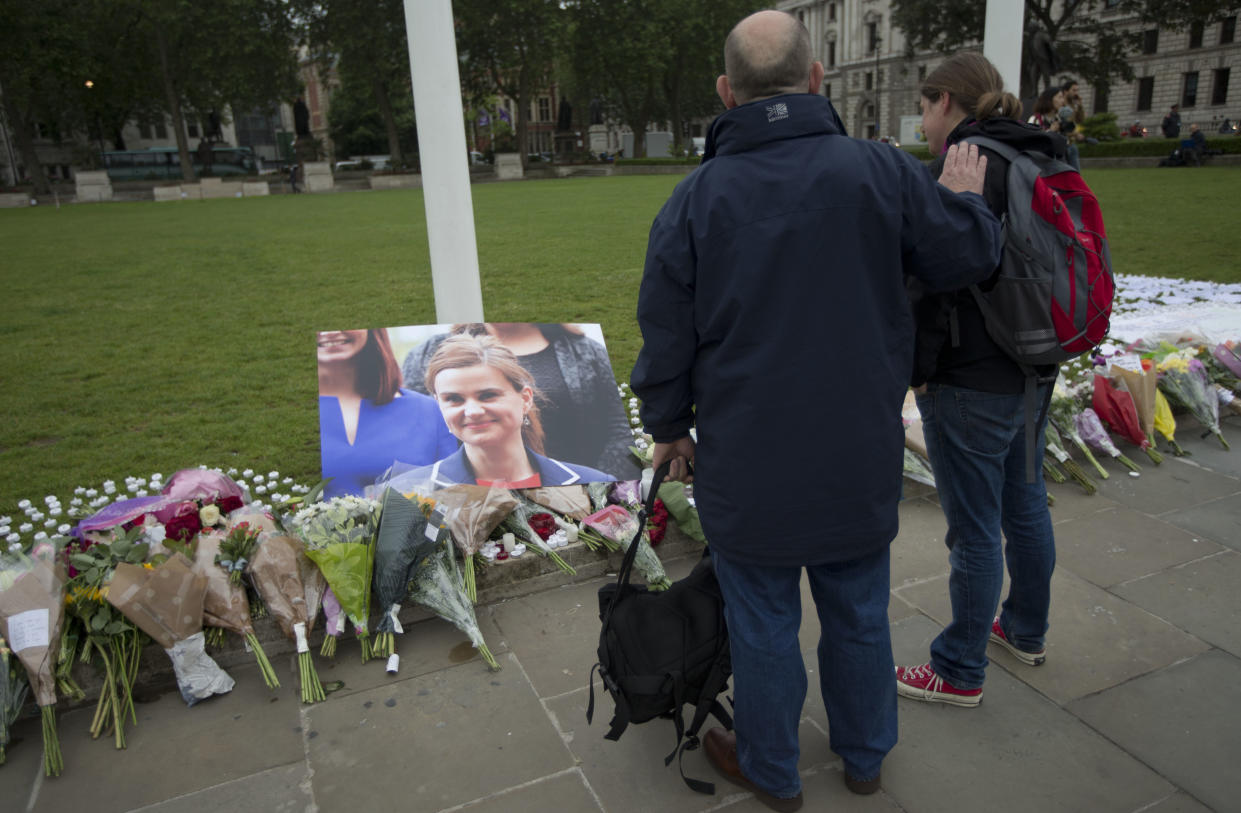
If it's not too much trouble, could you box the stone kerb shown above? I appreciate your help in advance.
[241,181,270,197]
[495,152,524,180]
[368,174,422,190]
[304,161,334,192]
[152,185,183,202]
[74,170,114,203]
[0,192,33,208]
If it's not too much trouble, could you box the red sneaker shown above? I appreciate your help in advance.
[989,617,1046,666]
[895,663,982,707]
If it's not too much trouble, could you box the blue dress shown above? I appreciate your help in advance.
[319,388,459,497]
[406,447,614,489]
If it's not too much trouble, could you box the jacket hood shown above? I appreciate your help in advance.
[703,93,846,161]
[946,116,1067,160]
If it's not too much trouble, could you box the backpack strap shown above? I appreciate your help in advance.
[600,460,671,630]
[961,134,1020,163]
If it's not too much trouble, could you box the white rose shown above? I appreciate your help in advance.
[199,504,222,526]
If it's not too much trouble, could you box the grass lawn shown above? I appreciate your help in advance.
[2,167,1238,512]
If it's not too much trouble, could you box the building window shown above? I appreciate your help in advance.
[155,120,168,140]
[827,40,836,67]
[798,10,804,22]
[1222,16,1236,44]
[1143,29,1158,54]
[866,22,878,54]
[1094,85,1109,113]
[829,2,836,21]
[1189,20,1204,48]
[1104,0,1120,7]
[1212,68,1230,105]
[139,123,152,140]
[1182,71,1199,107]
[187,120,199,138]
[865,123,876,139]
[824,81,832,98]
[918,65,927,82]
[1137,76,1155,111]
[865,72,873,90]
[538,97,551,122]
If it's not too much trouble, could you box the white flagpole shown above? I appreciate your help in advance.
[404,0,484,322]
[983,0,1025,98]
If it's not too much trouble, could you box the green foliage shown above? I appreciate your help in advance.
[1080,112,1121,141]
[327,70,417,160]
[617,157,702,166]
[1078,136,1241,157]
[0,171,1237,511]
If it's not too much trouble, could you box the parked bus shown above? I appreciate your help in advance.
[102,146,257,180]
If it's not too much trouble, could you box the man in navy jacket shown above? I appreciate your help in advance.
[630,10,1001,811]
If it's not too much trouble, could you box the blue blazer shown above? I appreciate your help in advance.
[410,447,614,489]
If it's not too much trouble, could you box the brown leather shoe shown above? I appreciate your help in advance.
[703,727,804,812]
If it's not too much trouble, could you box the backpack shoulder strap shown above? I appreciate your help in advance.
[960,134,1021,163]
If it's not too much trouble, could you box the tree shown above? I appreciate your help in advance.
[892,0,1241,100]
[455,0,563,167]
[569,0,669,158]
[299,0,413,167]
[328,68,417,159]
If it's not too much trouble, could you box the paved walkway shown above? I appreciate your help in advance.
[9,413,1240,813]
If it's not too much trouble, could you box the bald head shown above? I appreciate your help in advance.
[722,10,815,105]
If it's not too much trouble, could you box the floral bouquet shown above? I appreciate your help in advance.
[319,587,344,658]
[433,485,518,603]
[106,554,235,706]
[500,495,576,575]
[370,490,443,662]
[903,448,936,488]
[0,544,67,776]
[191,531,279,689]
[288,495,381,662]
[656,480,707,545]
[407,542,499,671]
[64,525,150,749]
[247,532,326,703]
[1156,353,1230,450]
[1075,407,1142,473]
[520,486,593,520]
[1213,341,1241,381]
[1093,373,1163,464]
[1153,388,1188,455]
[0,632,29,765]
[153,469,249,543]
[584,500,671,591]
[1044,422,1097,494]
[1217,383,1241,417]
[1050,382,1109,479]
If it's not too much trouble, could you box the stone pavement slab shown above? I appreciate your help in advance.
[305,655,573,812]
[1068,649,1241,813]
[1084,454,1240,516]
[896,567,1211,704]
[128,762,312,813]
[1141,792,1217,813]
[1112,549,1241,657]
[1052,506,1224,588]
[440,769,602,812]
[886,615,1176,813]
[23,655,301,813]
[1160,492,1241,552]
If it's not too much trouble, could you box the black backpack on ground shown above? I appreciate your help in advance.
[587,462,732,794]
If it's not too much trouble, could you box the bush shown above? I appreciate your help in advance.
[615,157,701,166]
[1080,112,1120,141]
[1078,137,1241,158]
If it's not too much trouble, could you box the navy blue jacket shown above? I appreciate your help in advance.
[631,94,1002,566]
[404,447,614,489]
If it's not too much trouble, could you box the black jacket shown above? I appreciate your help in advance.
[632,94,1002,566]
[909,117,1066,394]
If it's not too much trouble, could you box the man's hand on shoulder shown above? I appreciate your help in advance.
[652,436,696,483]
[936,142,987,196]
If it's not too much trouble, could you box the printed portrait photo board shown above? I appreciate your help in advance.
[316,322,642,497]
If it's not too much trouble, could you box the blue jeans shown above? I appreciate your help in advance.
[713,547,897,797]
[916,382,1057,689]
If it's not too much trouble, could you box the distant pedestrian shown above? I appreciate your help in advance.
[1161,104,1182,139]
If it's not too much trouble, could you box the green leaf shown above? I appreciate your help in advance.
[91,612,108,631]
[104,621,124,636]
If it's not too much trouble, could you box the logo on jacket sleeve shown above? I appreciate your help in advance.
[766,102,789,123]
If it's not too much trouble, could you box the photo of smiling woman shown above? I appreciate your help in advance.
[318,328,458,497]
[409,334,614,488]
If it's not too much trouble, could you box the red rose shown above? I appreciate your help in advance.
[528,512,557,541]
[163,507,202,541]
[216,495,244,514]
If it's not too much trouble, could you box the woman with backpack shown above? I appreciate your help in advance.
[896,52,1064,707]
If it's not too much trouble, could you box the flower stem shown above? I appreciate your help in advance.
[1115,453,1142,473]
[246,632,280,689]
[299,651,325,704]
[320,634,337,659]
[1042,458,1066,483]
[1215,430,1231,451]
[476,641,500,671]
[1061,459,1098,495]
[1073,438,1109,479]
[464,555,477,604]
[41,705,62,777]
[1144,445,1163,465]
[359,633,371,663]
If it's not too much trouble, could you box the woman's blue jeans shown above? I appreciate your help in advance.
[916,382,1057,689]
[713,546,897,797]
